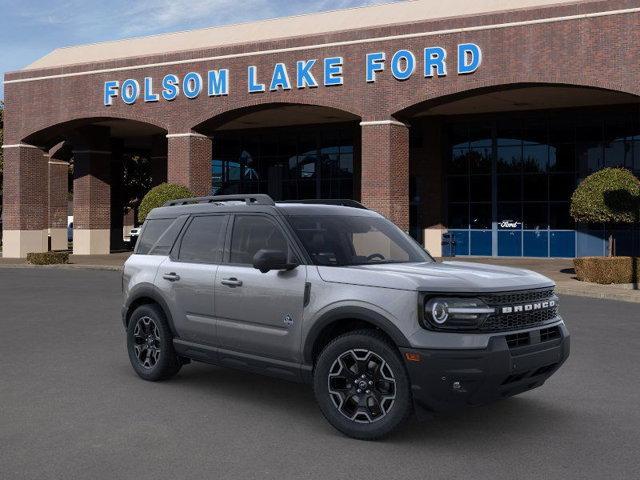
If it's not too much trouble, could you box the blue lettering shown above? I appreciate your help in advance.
[390,50,415,81]
[270,63,291,91]
[143,77,159,102]
[103,80,119,106]
[457,43,482,74]
[248,66,265,93]
[296,59,318,88]
[161,74,179,101]
[366,52,385,82]
[324,57,343,86]
[183,72,203,99]
[208,69,229,96]
[121,79,140,104]
[424,47,447,77]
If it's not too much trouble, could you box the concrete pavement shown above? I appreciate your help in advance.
[1,268,639,480]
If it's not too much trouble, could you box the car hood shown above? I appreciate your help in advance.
[316,261,554,292]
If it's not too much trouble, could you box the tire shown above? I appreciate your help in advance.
[313,329,412,440]
[126,303,182,381]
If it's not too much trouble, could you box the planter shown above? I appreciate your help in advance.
[27,251,70,265]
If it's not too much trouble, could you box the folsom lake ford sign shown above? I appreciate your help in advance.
[103,43,482,106]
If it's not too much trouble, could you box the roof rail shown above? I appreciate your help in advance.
[163,194,275,207]
[278,199,368,209]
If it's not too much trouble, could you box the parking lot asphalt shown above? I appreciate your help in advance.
[1,268,639,480]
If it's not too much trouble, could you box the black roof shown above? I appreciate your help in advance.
[147,194,378,219]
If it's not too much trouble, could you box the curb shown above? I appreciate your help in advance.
[555,285,640,304]
[0,263,123,272]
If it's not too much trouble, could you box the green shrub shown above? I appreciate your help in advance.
[138,183,194,222]
[27,251,69,265]
[570,168,640,224]
[574,256,640,284]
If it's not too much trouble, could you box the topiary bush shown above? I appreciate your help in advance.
[138,183,194,222]
[574,256,639,284]
[570,168,640,224]
[27,251,69,265]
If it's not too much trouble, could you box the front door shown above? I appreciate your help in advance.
[215,214,306,363]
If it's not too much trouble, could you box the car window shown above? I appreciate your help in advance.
[178,215,227,264]
[229,215,290,265]
[289,215,432,266]
[136,218,174,255]
[148,216,187,256]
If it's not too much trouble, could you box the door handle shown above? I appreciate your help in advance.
[221,277,243,287]
[163,272,181,282]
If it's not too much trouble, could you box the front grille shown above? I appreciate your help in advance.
[506,332,530,348]
[481,306,558,331]
[540,325,561,342]
[479,288,558,332]
[478,288,555,306]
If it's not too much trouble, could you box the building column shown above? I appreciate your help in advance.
[151,134,168,187]
[360,120,410,231]
[167,133,212,196]
[1,144,49,258]
[48,159,69,251]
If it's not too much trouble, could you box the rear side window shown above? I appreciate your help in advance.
[136,218,175,255]
[178,215,228,264]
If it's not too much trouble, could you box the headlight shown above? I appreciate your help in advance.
[424,297,495,330]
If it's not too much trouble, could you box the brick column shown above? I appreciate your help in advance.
[360,120,410,231]
[73,149,111,254]
[150,134,168,187]
[167,133,212,196]
[48,159,69,251]
[1,144,49,257]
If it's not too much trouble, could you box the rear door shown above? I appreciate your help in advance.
[156,214,229,346]
[214,214,307,363]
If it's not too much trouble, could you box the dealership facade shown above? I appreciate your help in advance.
[3,0,640,258]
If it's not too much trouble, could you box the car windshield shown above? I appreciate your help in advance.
[288,215,433,266]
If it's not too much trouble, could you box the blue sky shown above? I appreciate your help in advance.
[0,0,398,100]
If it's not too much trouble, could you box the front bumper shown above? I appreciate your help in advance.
[400,321,570,415]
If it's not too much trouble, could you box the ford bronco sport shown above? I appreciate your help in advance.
[122,194,570,439]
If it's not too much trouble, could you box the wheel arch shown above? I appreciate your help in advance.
[124,284,177,337]
[303,306,410,365]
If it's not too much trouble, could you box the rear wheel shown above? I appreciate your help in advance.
[313,330,412,440]
[126,304,181,381]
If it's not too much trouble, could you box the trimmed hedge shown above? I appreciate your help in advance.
[574,256,640,284]
[139,183,194,222]
[27,251,69,265]
[570,168,640,224]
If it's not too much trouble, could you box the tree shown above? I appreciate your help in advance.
[138,183,194,222]
[570,167,640,256]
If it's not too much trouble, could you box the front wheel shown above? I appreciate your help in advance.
[126,304,181,381]
[313,330,412,440]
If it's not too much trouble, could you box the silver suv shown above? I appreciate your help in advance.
[122,194,570,439]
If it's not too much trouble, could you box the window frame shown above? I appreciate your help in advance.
[170,213,230,265]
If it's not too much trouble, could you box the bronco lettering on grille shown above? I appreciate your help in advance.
[501,300,556,314]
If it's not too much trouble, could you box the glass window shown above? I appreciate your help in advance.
[470,175,492,202]
[523,144,548,173]
[289,215,431,266]
[447,176,469,203]
[549,144,575,172]
[230,215,290,265]
[497,145,522,173]
[469,147,491,174]
[550,202,573,229]
[149,216,188,256]
[523,175,548,202]
[448,204,469,229]
[604,140,632,168]
[178,215,227,264]
[549,174,576,201]
[449,148,469,174]
[497,175,521,202]
[136,218,174,255]
[523,204,549,230]
[470,203,492,229]
[498,203,522,230]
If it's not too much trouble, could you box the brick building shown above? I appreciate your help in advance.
[3,0,640,258]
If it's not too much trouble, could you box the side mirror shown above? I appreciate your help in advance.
[252,249,298,273]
